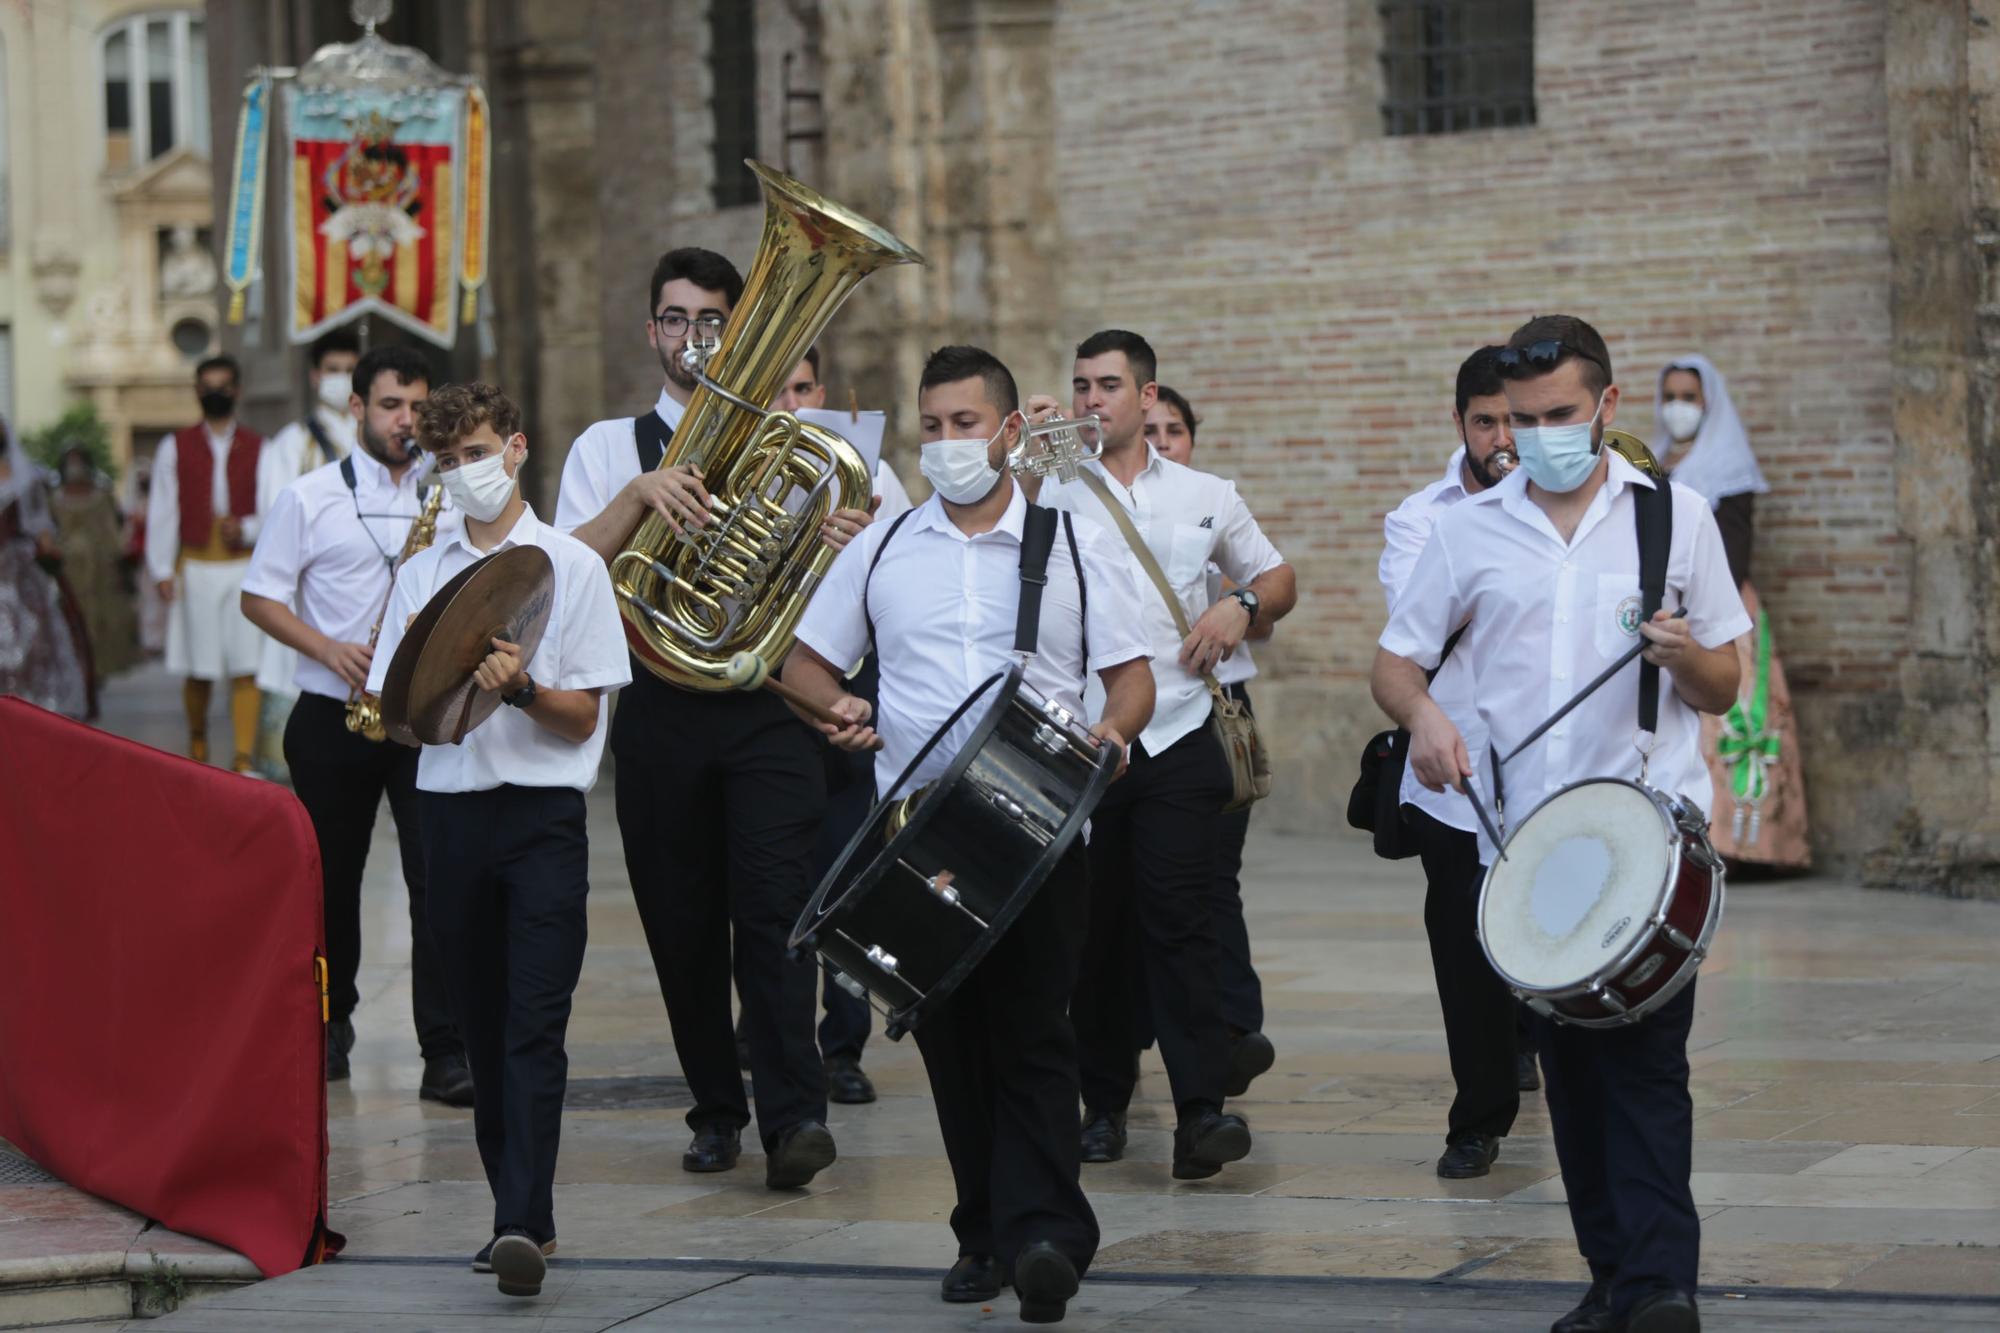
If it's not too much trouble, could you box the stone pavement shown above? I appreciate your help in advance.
[39,665,2000,1328]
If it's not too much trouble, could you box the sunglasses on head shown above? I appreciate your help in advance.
[1496,339,1608,377]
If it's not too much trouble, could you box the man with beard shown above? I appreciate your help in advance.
[1377,345,1532,1180]
[555,249,872,1189]
[241,345,472,1103]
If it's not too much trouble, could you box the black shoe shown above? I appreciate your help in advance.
[940,1253,1004,1303]
[419,1053,476,1108]
[326,1042,350,1082]
[1224,1030,1276,1098]
[825,1055,877,1105]
[325,1017,354,1081]
[1437,1134,1500,1179]
[1550,1279,1615,1333]
[1623,1288,1700,1333]
[472,1234,556,1273]
[682,1123,742,1173]
[1172,1108,1252,1180]
[1079,1110,1127,1164]
[765,1120,837,1189]
[1013,1240,1079,1324]
[489,1228,547,1297]
[1518,1050,1542,1092]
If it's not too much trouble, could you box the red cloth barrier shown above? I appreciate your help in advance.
[0,697,330,1276]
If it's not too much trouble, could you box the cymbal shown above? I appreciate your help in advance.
[379,545,556,747]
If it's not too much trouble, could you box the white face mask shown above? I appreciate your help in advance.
[1660,399,1704,443]
[919,416,1012,505]
[1514,394,1607,494]
[442,444,519,522]
[316,372,353,411]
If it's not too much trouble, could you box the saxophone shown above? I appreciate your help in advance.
[346,475,446,742]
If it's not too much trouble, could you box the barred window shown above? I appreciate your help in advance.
[1378,0,1535,137]
[710,2,760,209]
[100,11,208,170]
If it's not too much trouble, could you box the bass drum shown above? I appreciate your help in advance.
[1478,778,1724,1028]
[789,664,1114,1039]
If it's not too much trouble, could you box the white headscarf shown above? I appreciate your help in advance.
[1650,354,1768,509]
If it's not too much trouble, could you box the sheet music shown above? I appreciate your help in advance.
[797,408,886,478]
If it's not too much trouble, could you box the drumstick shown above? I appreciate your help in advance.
[724,651,858,731]
[1498,608,1688,768]
[1463,774,1508,862]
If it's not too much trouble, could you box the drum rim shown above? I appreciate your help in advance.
[1476,776,1683,1001]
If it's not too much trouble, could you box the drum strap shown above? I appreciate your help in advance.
[1014,504,1059,659]
[632,411,674,472]
[1633,476,1674,735]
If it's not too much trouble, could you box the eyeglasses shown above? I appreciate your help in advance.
[1495,339,1607,377]
[652,312,725,337]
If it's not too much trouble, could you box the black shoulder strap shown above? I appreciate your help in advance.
[304,414,338,464]
[1633,477,1674,733]
[1014,504,1059,658]
[863,508,918,658]
[1427,624,1466,685]
[633,411,674,473]
[1062,511,1087,674]
[339,454,356,492]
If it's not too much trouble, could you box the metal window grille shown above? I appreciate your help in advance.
[710,2,760,209]
[1379,0,1535,137]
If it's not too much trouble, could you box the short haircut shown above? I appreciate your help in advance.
[1500,315,1613,396]
[920,345,1019,416]
[803,345,820,379]
[414,382,523,452]
[1454,345,1508,417]
[353,345,434,404]
[195,354,240,387]
[308,327,362,369]
[1155,384,1199,444]
[1074,328,1157,388]
[649,247,744,315]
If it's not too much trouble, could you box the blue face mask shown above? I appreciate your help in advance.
[1514,393,1606,493]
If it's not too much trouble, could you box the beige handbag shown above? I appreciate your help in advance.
[1077,472,1272,811]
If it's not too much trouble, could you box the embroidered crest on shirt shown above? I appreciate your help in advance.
[1615,594,1643,637]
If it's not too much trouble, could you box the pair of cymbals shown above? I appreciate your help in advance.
[378,546,555,747]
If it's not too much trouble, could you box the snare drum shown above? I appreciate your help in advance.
[1478,778,1724,1028]
[789,664,1114,1039]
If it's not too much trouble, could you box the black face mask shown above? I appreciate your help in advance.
[199,390,236,420]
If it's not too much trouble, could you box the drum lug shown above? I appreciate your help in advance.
[865,944,901,976]
[1521,995,1555,1020]
[1032,723,1069,757]
[1040,696,1075,728]
[1660,922,1696,951]
[927,870,961,907]
[1593,983,1630,1017]
[832,971,867,1000]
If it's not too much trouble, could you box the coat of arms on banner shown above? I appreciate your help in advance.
[223,4,489,350]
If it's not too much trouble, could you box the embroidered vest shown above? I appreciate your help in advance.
[175,423,262,550]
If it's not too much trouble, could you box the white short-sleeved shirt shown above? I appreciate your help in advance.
[1204,565,1258,688]
[259,407,355,519]
[1379,453,1752,864]
[1039,444,1284,755]
[873,458,912,522]
[365,504,631,793]
[1379,446,1486,833]
[554,388,687,534]
[795,481,1151,800]
[241,450,460,701]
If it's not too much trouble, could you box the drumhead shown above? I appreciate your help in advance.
[1481,780,1672,992]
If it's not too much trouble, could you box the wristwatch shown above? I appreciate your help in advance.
[501,676,537,709]
[1227,586,1260,626]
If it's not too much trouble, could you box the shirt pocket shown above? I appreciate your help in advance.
[1592,571,1645,659]
[1165,522,1215,589]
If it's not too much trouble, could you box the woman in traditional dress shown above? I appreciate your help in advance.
[49,446,139,680]
[0,427,91,719]
[1653,355,1810,870]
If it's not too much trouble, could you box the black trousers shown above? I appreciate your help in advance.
[1209,684,1263,1033]
[1072,721,1235,1116]
[1536,979,1701,1314]
[1410,807,1520,1143]
[612,678,828,1147]
[915,844,1099,1273]
[813,656,878,1063]
[420,784,590,1244]
[284,692,458,1057]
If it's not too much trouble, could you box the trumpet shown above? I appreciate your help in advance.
[1007,414,1103,484]
[346,464,446,742]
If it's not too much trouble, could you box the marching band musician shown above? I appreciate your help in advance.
[1372,316,1747,1333]
[145,355,267,773]
[1032,330,1297,1182]
[1377,345,1532,1181]
[555,248,874,1190]
[241,346,472,1103]
[364,382,631,1300]
[783,345,1154,1324]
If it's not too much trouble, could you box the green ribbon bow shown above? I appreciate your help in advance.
[1717,610,1780,803]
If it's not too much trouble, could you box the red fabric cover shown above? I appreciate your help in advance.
[174,424,264,549]
[0,697,329,1276]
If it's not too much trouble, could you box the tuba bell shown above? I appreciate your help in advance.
[611,161,924,690]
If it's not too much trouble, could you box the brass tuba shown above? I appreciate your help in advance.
[611,161,924,689]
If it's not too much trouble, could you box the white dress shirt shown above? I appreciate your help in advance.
[873,458,912,522]
[1039,444,1284,756]
[259,406,356,518]
[1204,565,1258,688]
[795,482,1151,800]
[365,505,631,794]
[554,387,685,533]
[1379,453,1752,864]
[1379,446,1486,834]
[242,449,460,701]
[145,424,252,581]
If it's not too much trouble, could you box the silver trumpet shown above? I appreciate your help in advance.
[1007,414,1104,484]
[1489,447,1520,479]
